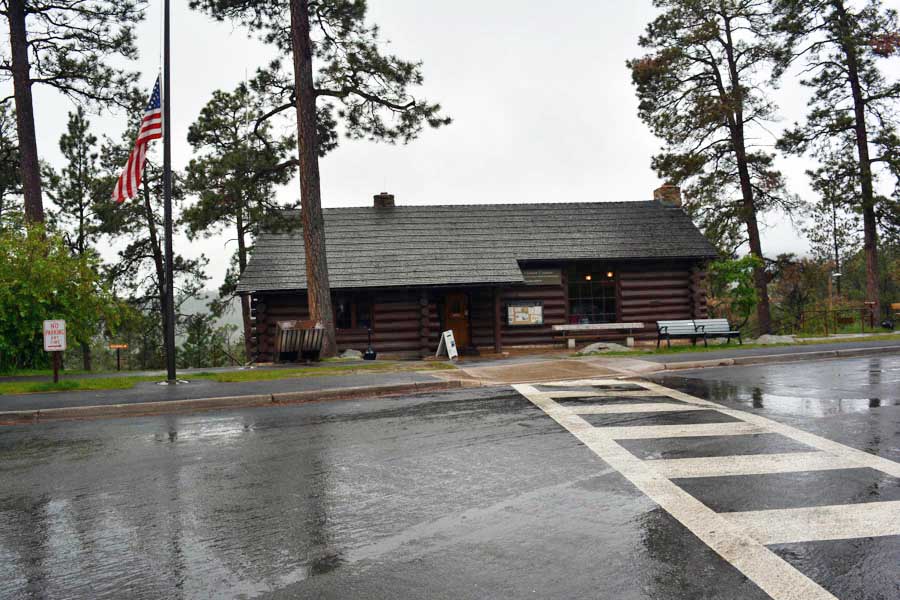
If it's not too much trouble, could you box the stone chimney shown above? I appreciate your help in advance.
[374,192,395,208]
[653,184,682,208]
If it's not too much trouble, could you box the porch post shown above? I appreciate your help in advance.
[493,286,503,354]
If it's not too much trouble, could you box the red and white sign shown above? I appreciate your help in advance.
[43,320,67,352]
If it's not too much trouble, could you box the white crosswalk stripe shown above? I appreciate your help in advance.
[570,402,710,414]
[514,378,900,600]
[649,451,862,478]
[726,501,900,545]
[588,421,763,439]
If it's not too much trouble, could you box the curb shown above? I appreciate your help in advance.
[0,380,464,425]
[661,345,900,372]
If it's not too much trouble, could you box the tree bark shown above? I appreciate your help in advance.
[722,16,772,334]
[7,0,44,224]
[835,0,880,318]
[81,341,92,371]
[142,182,168,341]
[235,208,254,362]
[288,0,337,357]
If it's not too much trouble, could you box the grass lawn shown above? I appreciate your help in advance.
[0,368,113,378]
[796,327,895,338]
[0,361,455,396]
[578,332,900,358]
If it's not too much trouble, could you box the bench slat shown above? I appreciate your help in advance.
[553,323,643,332]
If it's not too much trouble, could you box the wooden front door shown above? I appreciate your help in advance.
[443,292,470,348]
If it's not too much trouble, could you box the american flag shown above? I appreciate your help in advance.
[113,77,163,203]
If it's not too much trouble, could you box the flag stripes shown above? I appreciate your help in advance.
[113,77,163,203]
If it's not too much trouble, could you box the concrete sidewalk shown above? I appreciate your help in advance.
[454,339,900,383]
[4,338,899,423]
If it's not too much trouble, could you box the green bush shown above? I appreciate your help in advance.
[0,227,122,371]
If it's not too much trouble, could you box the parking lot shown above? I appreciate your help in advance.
[0,355,897,599]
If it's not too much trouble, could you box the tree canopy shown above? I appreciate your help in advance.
[189,0,451,355]
[0,226,122,370]
[0,0,146,223]
[0,103,21,230]
[775,0,900,315]
[184,79,298,357]
[628,0,796,333]
[44,108,105,257]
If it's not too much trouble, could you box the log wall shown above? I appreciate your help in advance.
[469,285,567,349]
[617,263,706,339]
[249,260,709,359]
[251,290,439,361]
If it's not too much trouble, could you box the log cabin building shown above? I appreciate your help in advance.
[237,187,719,360]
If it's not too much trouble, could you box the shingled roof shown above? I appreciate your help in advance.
[236,201,718,292]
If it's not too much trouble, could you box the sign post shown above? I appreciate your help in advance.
[43,320,67,383]
[109,344,129,371]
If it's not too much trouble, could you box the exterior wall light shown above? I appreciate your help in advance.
[607,271,614,278]
[585,275,592,281]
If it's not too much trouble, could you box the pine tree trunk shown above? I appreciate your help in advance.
[235,211,253,362]
[722,18,772,334]
[7,0,44,224]
[288,0,337,357]
[835,1,880,319]
[143,182,168,342]
[81,341,92,371]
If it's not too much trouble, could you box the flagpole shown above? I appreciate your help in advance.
[162,0,177,383]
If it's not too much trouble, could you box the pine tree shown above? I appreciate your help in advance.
[189,0,450,356]
[0,0,145,225]
[96,87,207,346]
[802,151,862,293]
[184,79,296,360]
[44,108,107,369]
[776,0,900,317]
[45,108,104,257]
[0,104,21,230]
[628,0,797,335]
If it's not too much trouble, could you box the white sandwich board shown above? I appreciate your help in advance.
[435,329,459,360]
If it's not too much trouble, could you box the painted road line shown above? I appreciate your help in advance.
[637,382,900,479]
[535,389,664,399]
[725,501,900,545]
[571,403,711,414]
[534,379,632,387]
[590,421,762,440]
[514,382,838,600]
[649,451,861,479]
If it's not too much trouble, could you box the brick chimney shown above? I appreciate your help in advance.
[653,184,682,208]
[374,192,395,208]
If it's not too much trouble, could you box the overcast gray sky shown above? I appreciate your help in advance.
[17,0,900,290]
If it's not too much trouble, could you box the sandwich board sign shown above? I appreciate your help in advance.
[43,320,67,352]
[435,329,459,360]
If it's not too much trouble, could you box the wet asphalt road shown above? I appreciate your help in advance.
[0,355,898,599]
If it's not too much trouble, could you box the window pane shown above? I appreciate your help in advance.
[335,296,352,329]
[357,297,373,329]
[568,264,617,324]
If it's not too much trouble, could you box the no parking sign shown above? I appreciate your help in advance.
[43,320,67,352]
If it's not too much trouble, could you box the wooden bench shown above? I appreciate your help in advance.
[656,319,742,348]
[553,323,644,349]
[275,320,325,362]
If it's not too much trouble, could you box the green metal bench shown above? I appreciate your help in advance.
[693,318,742,346]
[656,320,701,348]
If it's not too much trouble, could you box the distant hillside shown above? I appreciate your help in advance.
[177,292,243,342]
